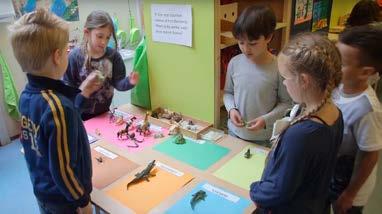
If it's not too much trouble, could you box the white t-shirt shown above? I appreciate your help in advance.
[333,85,382,206]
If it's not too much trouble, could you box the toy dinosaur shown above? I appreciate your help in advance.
[109,107,117,123]
[171,112,183,123]
[117,128,129,139]
[244,148,252,159]
[137,112,151,136]
[174,133,186,144]
[95,156,103,163]
[115,116,125,125]
[190,190,207,210]
[126,160,156,190]
[154,132,164,139]
[168,124,180,135]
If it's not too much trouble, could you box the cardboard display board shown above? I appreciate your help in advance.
[91,146,139,189]
[106,161,194,213]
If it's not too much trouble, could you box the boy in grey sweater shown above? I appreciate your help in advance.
[224,5,291,145]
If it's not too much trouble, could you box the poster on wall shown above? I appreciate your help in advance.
[311,0,329,32]
[151,4,192,47]
[294,0,313,25]
[12,0,79,21]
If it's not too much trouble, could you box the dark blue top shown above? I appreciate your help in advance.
[64,47,134,120]
[19,74,92,207]
[250,114,343,213]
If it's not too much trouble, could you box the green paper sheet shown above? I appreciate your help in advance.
[214,146,268,190]
[153,136,229,170]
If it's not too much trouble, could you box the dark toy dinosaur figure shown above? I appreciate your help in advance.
[190,190,207,210]
[126,160,156,189]
[244,148,252,159]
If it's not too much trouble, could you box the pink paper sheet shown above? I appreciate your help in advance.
[84,113,168,152]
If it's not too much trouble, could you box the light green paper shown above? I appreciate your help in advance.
[154,136,229,170]
[214,146,268,190]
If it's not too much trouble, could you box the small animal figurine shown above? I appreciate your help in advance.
[159,109,172,120]
[126,160,156,189]
[168,124,180,135]
[95,128,101,136]
[127,116,137,128]
[117,128,129,139]
[244,148,252,159]
[109,107,117,123]
[137,112,151,136]
[128,133,143,143]
[242,120,251,128]
[154,132,164,139]
[95,156,103,163]
[190,190,207,210]
[174,133,186,144]
[171,112,183,123]
[151,111,159,119]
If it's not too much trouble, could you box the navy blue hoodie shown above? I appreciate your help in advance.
[19,74,92,207]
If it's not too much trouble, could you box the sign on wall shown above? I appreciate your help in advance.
[151,4,192,47]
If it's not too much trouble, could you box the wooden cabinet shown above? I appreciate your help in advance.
[219,0,292,52]
[216,0,292,113]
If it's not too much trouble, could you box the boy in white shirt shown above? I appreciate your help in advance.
[331,25,382,214]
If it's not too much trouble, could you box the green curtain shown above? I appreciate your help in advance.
[131,37,151,109]
[0,52,20,120]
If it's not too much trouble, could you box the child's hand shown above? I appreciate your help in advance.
[246,117,266,131]
[129,71,139,85]
[80,72,103,98]
[333,191,355,214]
[76,202,92,214]
[229,109,244,127]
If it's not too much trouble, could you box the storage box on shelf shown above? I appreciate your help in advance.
[149,107,213,139]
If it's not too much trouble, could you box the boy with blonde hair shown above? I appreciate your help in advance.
[331,25,382,214]
[9,9,101,214]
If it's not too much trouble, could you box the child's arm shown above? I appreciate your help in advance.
[111,51,136,91]
[223,60,243,126]
[42,92,91,208]
[334,151,379,213]
[250,126,316,207]
[260,73,291,129]
[335,111,382,212]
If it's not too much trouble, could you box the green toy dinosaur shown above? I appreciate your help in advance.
[174,133,186,144]
[190,190,207,210]
[244,148,252,159]
[126,160,156,189]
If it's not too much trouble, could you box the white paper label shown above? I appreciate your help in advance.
[150,124,163,132]
[184,136,205,144]
[94,146,118,159]
[252,148,268,155]
[202,183,240,203]
[114,109,132,119]
[87,134,97,143]
[155,162,184,177]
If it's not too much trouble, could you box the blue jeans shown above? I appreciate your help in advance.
[38,200,77,214]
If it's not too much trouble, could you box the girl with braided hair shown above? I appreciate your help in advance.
[250,33,344,213]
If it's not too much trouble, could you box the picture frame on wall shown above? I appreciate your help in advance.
[12,0,80,21]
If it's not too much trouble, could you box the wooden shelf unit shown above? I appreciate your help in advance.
[216,0,292,113]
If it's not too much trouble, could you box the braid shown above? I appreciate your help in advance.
[266,33,341,165]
